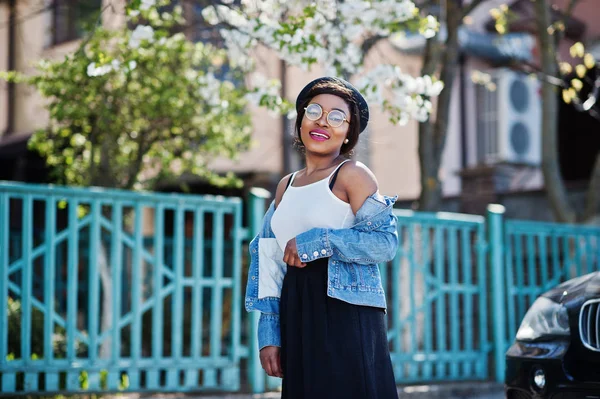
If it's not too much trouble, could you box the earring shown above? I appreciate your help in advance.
[344,138,349,144]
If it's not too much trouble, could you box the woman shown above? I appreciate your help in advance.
[245,77,399,398]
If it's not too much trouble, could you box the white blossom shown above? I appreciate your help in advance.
[287,109,297,120]
[244,73,281,105]
[87,62,117,77]
[129,25,154,49]
[201,7,219,25]
[422,15,439,39]
[137,0,440,124]
[198,73,223,107]
[139,0,156,11]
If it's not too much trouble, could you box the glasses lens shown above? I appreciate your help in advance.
[305,104,322,121]
[327,110,345,127]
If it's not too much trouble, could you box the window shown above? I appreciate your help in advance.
[52,0,103,46]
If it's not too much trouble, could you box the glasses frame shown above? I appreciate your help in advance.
[304,103,349,128]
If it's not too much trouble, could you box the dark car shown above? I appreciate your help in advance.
[505,272,600,398]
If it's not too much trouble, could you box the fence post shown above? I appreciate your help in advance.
[487,204,506,383]
[247,188,271,393]
[0,191,8,372]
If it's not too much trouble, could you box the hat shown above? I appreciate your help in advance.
[295,77,369,133]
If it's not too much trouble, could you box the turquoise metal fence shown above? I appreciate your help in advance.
[383,208,492,383]
[3,180,600,395]
[0,181,246,395]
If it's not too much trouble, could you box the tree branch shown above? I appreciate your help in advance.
[125,127,153,190]
[535,0,577,223]
[360,34,385,62]
[417,1,462,211]
[565,0,583,18]
[433,1,461,158]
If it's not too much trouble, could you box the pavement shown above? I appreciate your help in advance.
[107,382,505,399]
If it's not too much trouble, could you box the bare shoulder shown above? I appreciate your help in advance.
[338,161,378,192]
[337,161,379,213]
[274,173,294,208]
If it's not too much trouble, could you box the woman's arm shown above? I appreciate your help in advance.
[258,313,283,377]
[336,161,379,215]
[293,210,398,265]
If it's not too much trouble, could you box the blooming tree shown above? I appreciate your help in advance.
[188,0,458,210]
[2,2,252,190]
[199,0,443,125]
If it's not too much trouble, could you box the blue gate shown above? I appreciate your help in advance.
[382,209,491,383]
[0,182,246,395]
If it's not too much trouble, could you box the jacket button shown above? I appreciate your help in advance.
[321,249,327,255]
[367,221,372,226]
[313,251,319,257]
[302,254,308,259]
[251,276,256,280]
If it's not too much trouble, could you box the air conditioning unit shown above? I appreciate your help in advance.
[476,68,541,165]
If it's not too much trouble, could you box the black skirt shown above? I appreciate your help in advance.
[280,258,398,399]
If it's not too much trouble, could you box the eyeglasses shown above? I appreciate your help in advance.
[304,103,349,128]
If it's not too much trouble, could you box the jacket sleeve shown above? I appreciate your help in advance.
[258,313,281,349]
[294,210,398,265]
[248,200,282,350]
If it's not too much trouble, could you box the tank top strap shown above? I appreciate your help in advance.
[328,160,350,190]
[284,172,297,192]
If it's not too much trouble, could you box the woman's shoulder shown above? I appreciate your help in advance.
[274,172,295,208]
[337,161,379,213]
[338,160,378,188]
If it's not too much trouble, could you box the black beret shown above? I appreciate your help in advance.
[295,77,369,133]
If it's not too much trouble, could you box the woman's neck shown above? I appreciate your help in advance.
[304,153,343,176]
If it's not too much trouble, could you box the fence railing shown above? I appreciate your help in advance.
[0,182,246,395]
[384,209,490,383]
[2,181,600,395]
[500,218,600,376]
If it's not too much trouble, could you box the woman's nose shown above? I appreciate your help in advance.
[316,112,328,126]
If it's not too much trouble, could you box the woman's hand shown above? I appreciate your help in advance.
[283,238,306,268]
[260,346,283,378]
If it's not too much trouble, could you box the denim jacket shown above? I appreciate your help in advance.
[245,192,398,350]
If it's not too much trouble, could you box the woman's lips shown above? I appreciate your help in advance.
[309,130,330,141]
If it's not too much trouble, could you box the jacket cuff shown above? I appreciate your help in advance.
[258,313,281,350]
[295,228,333,262]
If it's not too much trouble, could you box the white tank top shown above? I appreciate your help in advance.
[271,160,356,252]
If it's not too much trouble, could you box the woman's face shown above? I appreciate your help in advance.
[300,93,350,157]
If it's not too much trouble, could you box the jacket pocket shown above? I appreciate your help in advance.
[258,238,286,299]
[334,261,383,293]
